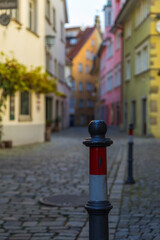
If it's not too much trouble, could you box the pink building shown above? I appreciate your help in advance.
[100,0,126,126]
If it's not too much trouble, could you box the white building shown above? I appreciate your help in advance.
[0,0,70,146]
[45,0,70,130]
[0,0,46,146]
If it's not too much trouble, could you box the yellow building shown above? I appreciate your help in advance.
[115,0,160,137]
[66,23,102,126]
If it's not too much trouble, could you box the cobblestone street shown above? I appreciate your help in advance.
[0,127,127,240]
[0,127,159,240]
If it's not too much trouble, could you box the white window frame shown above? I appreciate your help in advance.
[79,82,83,91]
[114,64,121,87]
[78,63,82,72]
[125,19,131,39]
[86,50,90,59]
[53,7,56,31]
[19,92,31,121]
[135,41,149,75]
[116,32,121,50]
[29,0,37,33]
[85,65,89,74]
[107,71,113,92]
[107,42,113,59]
[125,55,131,81]
[91,39,95,46]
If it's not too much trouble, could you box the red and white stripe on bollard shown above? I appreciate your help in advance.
[89,147,107,201]
[129,125,133,144]
[83,120,113,240]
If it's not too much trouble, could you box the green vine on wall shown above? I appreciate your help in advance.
[0,53,58,141]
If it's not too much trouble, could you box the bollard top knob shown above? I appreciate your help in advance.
[129,123,134,130]
[88,120,107,138]
[83,120,113,147]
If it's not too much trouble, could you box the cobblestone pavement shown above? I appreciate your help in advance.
[114,137,160,240]
[0,127,127,240]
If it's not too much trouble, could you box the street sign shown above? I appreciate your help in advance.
[0,13,10,26]
[0,0,17,9]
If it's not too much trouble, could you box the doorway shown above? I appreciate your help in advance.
[142,98,147,135]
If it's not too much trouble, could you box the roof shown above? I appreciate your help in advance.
[67,26,96,60]
[115,0,137,25]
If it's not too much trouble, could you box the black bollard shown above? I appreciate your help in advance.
[83,120,113,240]
[125,123,135,184]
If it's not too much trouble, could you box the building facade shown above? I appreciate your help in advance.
[99,0,126,127]
[66,24,102,126]
[115,0,160,137]
[0,0,46,146]
[45,0,70,131]
[0,0,70,146]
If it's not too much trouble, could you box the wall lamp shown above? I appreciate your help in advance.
[45,35,56,48]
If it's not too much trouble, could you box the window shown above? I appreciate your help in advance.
[143,46,148,71]
[53,7,56,31]
[58,63,65,81]
[46,51,51,73]
[70,98,75,108]
[114,64,121,87]
[9,8,19,21]
[10,95,15,120]
[86,82,93,91]
[20,92,31,120]
[46,0,50,21]
[86,50,90,59]
[125,19,131,39]
[135,0,149,28]
[79,99,84,108]
[132,100,136,127]
[79,82,83,91]
[78,63,82,72]
[107,42,113,58]
[54,59,57,76]
[91,39,95,46]
[135,42,148,74]
[125,56,131,80]
[29,0,37,33]
[80,115,85,125]
[91,52,94,60]
[108,11,111,26]
[107,72,112,91]
[87,99,94,108]
[61,21,64,42]
[116,32,121,50]
[105,8,112,27]
[70,38,77,45]
[71,81,75,91]
[85,65,89,74]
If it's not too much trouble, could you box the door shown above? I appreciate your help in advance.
[46,97,53,122]
[142,98,147,135]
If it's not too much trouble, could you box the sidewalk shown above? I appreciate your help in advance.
[114,137,160,240]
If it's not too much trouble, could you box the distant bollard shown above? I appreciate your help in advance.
[125,123,135,184]
[83,120,113,240]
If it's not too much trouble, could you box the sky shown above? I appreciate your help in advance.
[65,0,107,31]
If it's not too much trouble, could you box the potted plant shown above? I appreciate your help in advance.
[54,116,61,132]
[45,120,53,141]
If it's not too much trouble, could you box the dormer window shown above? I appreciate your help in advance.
[104,1,112,27]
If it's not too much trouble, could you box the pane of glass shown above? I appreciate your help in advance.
[21,92,30,115]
